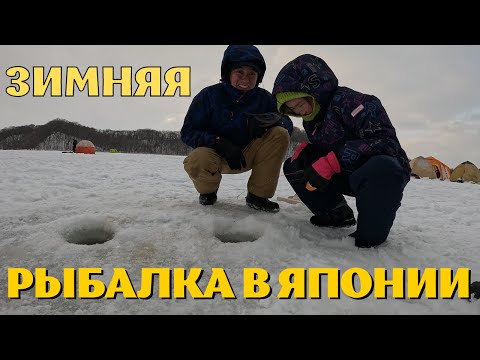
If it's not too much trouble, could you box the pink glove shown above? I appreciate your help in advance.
[306,151,341,191]
[312,151,341,180]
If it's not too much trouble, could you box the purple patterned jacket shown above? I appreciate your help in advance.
[272,54,411,176]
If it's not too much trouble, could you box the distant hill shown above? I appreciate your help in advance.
[0,118,307,156]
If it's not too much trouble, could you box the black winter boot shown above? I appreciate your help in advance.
[246,192,279,213]
[310,202,356,228]
[199,192,217,206]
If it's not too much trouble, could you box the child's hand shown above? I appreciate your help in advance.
[302,166,330,192]
[303,151,341,191]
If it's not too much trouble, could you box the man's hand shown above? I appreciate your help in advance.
[214,137,246,170]
[246,113,282,139]
[247,117,267,139]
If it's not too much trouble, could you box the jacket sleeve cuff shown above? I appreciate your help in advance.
[312,151,341,180]
[291,141,309,161]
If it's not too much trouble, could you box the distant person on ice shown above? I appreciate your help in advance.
[272,54,411,248]
[181,45,293,212]
[72,139,77,153]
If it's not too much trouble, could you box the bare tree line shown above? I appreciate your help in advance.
[0,118,307,157]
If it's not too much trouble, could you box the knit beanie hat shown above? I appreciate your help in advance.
[276,92,320,122]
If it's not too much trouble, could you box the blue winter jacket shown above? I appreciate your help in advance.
[181,45,293,150]
[272,54,411,177]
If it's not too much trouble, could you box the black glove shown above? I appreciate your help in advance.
[302,166,330,192]
[289,142,311,168]
[214,137,246,170]
[246,113,282,139]
[247,117,267,139]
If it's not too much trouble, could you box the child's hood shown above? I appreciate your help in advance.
[272,54,339,106]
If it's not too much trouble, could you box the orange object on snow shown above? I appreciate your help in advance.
[75,140,96,154]
[425,156,451,180]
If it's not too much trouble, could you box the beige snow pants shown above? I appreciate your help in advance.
[183,127,290,198]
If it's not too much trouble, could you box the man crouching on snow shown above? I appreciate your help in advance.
[181,45,293,213]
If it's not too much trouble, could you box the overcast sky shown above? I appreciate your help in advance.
[1,45,479,167]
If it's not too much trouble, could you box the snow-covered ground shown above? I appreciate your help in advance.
[1,150,479,314]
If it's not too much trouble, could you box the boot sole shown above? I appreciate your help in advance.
[247,203,279,213]
[310,219,357,228]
